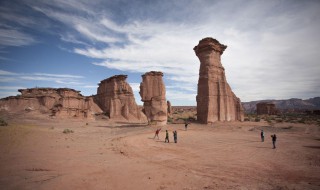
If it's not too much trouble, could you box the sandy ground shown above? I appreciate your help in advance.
[0,114,319,190]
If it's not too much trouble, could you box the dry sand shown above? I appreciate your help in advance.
[0,114,319,190]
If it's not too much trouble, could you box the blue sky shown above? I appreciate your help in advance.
[0,0,319,105]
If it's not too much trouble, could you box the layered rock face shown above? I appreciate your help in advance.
[167,100,172,116]
[96,75,147,122]
[256,102,277,115]
[0,88,102,119]
[140,71,167,125]
[194,37,244,123]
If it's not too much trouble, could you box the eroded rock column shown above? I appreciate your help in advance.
[140,71,167,125]
[194,37,244,123]
[96,75,147,122]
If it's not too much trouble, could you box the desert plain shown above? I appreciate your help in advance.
[0,111,319,190]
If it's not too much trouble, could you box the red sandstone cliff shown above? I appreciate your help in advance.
[0,88,103,119]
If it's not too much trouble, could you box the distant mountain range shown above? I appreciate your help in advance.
[242,97,320,113]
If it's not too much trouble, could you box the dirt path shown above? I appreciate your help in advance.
[0,118,319,190]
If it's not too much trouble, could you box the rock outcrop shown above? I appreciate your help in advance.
[194,37,244,123]
[0,88,103,119]
[167,100,172,116]
[96,75,147,122]
[139,71,167,125]
[256,102,277,115]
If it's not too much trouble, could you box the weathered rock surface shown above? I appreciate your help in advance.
[96,75,147,122]
[194,37,244,123]
[140,71,167,125]
[0,88,103,119]
[167,100,172,116]
[256,102,277,115]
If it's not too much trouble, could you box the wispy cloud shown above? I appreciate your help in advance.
[1,0,320,103]
[1,70,85,87]
[0,70,17,75]
[0,28,37,47]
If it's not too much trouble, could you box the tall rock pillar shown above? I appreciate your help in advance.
[139,71,167,125]
[194,37,244,123]
[96,75,147,122]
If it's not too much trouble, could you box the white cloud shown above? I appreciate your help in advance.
[0,86,25,90]
[33,73,84,78]
[0,91,20,98]
[0,28,36,47]
[0,70,17,75]
[3,0,320,104]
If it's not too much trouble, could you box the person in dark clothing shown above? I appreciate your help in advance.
[185,122,189,131]
[271,134,277,149]
[173,130,177,143]
[260,130,264,142]
[153,128,161,139]
[165,130,169,143]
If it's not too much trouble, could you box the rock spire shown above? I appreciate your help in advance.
[194,37,244,123]
[139,71,167,125]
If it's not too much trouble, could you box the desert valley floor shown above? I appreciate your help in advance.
[0,113,319,190]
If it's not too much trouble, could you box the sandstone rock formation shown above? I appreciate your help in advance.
[256,102,277,115]
[139,71,167,125]
[0,88,102,119]
[96,75,147,122]
[167,100,172,116]
[194,37,244,123]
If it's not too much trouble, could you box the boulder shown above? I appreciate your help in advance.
[140,71,167,125]
[194,37,244,123]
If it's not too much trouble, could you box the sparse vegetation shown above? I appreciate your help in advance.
[244,112,320,125]
[0,118,8,126]
[63,129,74,134]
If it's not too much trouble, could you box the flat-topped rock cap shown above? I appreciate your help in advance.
[194,37,227,55]
[100,75,128,83]
[142,71,163,77]
[18,88,81,93]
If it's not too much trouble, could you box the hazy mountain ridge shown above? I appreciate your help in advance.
[242,97,320,113]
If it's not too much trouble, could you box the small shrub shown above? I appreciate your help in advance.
[282,126,293,130]
[298,119,306,124]
[255,118,261,122]
[244,118,250,121]
[167,117,173,123]
[0,118,8,126]
[63,129,74,134]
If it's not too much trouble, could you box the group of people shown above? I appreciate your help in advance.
[154,128,178,143]
[260,130,277,149]
[154,125,277,149]
[153,122,191,143]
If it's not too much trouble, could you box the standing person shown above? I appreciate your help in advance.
[153,128,161,140]
[173,130,177,143]
[260,130,264,142]
[165,130,169,143]
[271,134,277,149]
[185,122,189,131]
